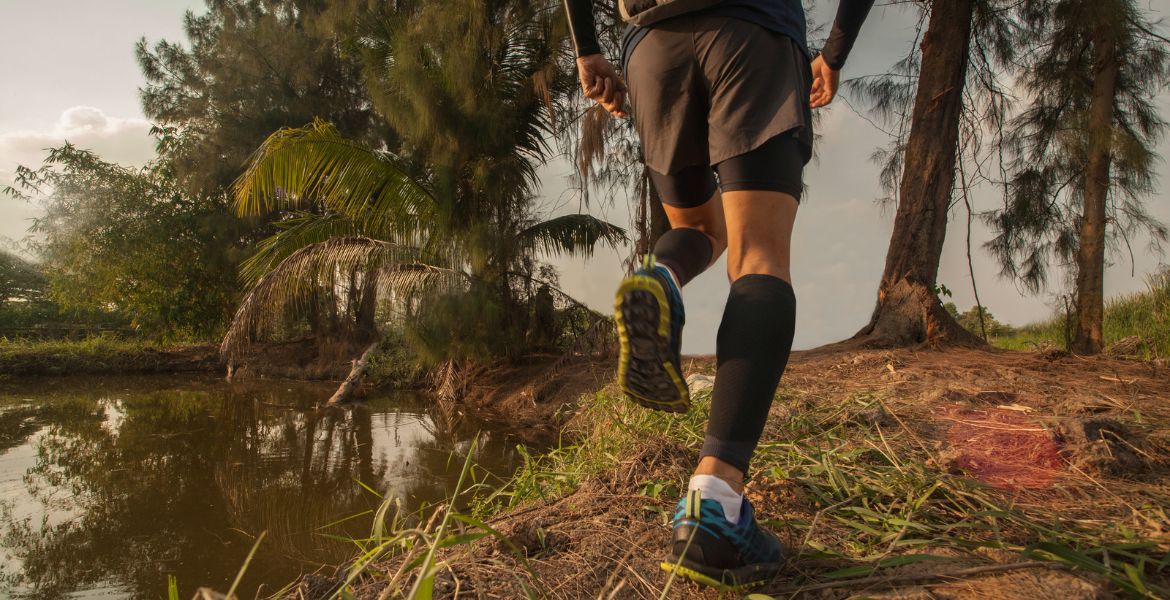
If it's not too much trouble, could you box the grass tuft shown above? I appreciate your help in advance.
[995,269,1170,358]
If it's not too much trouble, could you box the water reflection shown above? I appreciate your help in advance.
[0,376,523,599]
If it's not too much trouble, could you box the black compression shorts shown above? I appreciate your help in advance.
[648,131,806,208]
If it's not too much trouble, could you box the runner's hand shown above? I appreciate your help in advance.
[576,54,628,118]
[809,55,840,109]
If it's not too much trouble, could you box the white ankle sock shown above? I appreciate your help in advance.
[688,474,742,524]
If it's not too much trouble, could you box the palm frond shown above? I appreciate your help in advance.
[220,236,454,360]
[518,213,627,259]
[232,119,438,234]
[239,211,430,288]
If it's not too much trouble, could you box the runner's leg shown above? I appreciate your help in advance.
[696,190,798,493]
[652,184,727,287]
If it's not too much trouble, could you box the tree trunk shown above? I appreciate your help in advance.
[326,340,381,406]
[854,0,984,348]
[355,277,379,343]
[1071,26,1119,355]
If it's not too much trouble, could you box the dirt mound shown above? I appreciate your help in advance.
[1052,418,1148,477]
[431,355,616,443]
[228,338,365,380]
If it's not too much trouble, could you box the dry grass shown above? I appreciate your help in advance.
[286,346,1170,599]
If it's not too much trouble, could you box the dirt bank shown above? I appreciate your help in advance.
[315,346,1169,599]
[0,342,222,376]
[429,353,616,443]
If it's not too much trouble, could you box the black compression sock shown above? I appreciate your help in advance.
[702,275,796,473]
[653,227,714,288]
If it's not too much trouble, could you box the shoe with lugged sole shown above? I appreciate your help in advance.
[614,255,689,412]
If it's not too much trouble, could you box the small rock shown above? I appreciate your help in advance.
[687,373,715,393]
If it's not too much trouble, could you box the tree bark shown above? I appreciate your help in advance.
[854,0,984,348]
[326,340,381,406]
[1071,25,1119,355]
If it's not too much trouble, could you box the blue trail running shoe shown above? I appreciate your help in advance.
[661,489,786,590]
[614,254,689,412]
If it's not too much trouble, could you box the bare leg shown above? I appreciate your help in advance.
[694,189,798,493]
[660,191,728,266]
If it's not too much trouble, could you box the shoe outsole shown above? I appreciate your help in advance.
[659,556,782,591]
[614,274,690,413]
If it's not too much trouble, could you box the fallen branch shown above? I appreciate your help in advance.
[326,340,381,406]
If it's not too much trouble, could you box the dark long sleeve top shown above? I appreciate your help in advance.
[564,0,603,57]
[821,0,875,69]
[564,0,874,71]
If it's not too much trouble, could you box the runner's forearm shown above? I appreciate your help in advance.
[821,0,876,70]
[564,0,602,57]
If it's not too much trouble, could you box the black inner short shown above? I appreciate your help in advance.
[649,132,806,209]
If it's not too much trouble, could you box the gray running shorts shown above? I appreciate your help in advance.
[625,14,813,207]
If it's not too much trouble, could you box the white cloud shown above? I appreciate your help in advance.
[0,106,157,244]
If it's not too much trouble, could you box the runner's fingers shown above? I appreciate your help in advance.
[811,87,832,108]
[611,90,628,117]
[583,75,600,98]
[602,77,618,105]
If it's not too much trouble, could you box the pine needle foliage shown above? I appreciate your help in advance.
[985,0,1170,292]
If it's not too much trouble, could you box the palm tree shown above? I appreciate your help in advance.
[221,121,624,363]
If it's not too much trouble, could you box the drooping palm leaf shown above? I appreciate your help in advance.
[240,212,369,288]
[221,236,454,360]
[233,119,438,237]
[238,211,445,288]
[518,213,627,259]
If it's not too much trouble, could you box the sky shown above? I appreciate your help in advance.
[1,1,1168,353]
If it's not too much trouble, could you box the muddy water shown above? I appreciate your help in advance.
[0,376,526,599]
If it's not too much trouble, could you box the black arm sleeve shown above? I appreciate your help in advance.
[820,0,876,70]
[564,0,602,57]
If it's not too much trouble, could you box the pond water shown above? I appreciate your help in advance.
[0,376,527,599]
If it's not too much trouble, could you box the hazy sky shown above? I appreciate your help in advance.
[2,1,1168,352]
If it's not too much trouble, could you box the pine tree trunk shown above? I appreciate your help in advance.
[853,0,983,348]
[1071,26,1119,355]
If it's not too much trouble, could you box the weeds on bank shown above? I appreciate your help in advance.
[269,383,1167,598]
[496,389,1170,597]
[304,437,548,600]
[0,335,181,376]
[994,269,1170,359]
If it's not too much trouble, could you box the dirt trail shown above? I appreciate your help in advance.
[333,347,1170,599]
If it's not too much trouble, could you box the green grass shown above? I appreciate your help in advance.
[0,336,215,376]
[484,388,1170,597]
[284,379,1169,598]
[994,270,1170,358]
